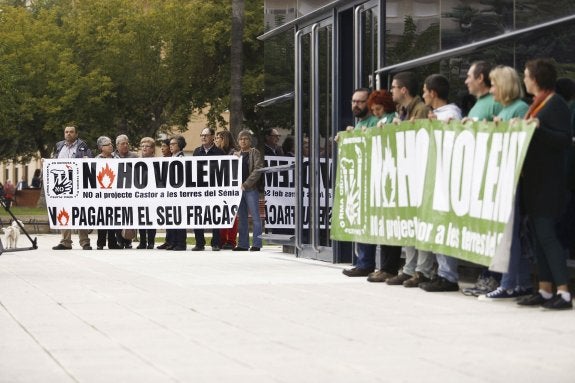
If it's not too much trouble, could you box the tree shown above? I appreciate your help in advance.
[0,0,264,161]
[230,0,245,137]
[0,5,114,159]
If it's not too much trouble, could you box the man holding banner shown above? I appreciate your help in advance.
[51,125,93,251]
[418,74,462,292]
[385,72,433,287]
[460,61,503,297]
[342,88,388,278]
[192,128,225,251]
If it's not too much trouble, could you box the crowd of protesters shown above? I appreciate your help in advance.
[45,58,574,310]
[50,126,264,253]
[341,58,575,310]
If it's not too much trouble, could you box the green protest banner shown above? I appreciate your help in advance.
[332,119,536,266]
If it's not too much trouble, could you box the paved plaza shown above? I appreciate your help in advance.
[1,234,574,383]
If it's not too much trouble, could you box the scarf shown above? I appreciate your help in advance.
[525,90,553,118]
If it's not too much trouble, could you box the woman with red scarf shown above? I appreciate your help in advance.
[517,59,573,310]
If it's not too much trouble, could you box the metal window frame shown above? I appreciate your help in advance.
[375,14,575,76]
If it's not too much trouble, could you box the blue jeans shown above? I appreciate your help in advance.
[356,243,376,270]
[436,254,459,283]
[238,189,262,249]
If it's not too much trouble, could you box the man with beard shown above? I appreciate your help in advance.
[341,88,402,279]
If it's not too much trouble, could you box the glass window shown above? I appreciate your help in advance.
[385,0,440,65]
[264,30,295,99]
[515,0,575,29]
[264,0,297,30]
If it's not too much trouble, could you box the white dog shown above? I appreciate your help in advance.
[2,220,22,249]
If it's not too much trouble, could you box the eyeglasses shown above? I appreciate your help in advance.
[351,99,367,104]
[101,143,112,146]
[140,145,152,148]
[169,142,178,146]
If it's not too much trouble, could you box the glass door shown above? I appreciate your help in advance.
[295,20,334,261]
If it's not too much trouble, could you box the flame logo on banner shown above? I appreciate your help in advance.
[57,209,70,226]
[97,163,116,189]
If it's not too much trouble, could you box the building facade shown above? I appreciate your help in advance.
[259,0,575,262]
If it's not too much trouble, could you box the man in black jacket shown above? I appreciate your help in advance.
[192,128,225,251]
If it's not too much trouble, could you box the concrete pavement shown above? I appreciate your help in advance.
[1,234,574,383]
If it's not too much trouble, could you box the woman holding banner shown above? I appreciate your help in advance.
[363,89,404,283]
[479,66,533,300]
[137,137,157,249]
[168,135,188,251]
[232,130,263,252]
[216,130,239,250]
[367,89,397,126]
[517,59,572,310]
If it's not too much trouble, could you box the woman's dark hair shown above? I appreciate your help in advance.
[216,130,237,153]
[525,58,557,91]
[173,135,187,150]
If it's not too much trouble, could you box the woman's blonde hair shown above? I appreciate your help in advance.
[139,137,155,147]
[489,65,524,106]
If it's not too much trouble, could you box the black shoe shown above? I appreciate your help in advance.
[156,243,169,249]
[108,244,122,250]
[165,245,175,250]
[136,243,146,249]
[147,244,155,249]
[342,267,373,277]
[82,245,92,250]
[212,246,221,251]
[97,246,104,250]
[419,277,459,292]
[52,244,72,250]
[517,293,551,307]
[541,295,573,310]
[172,246,187,251]
[124,244,132,249]
[191,246,205,251]
[222,243,235,250]
[232,246,249,251]
[249,247,260,252]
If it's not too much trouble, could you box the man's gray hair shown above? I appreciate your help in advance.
[97,136,112,148]
[116,134,129,144]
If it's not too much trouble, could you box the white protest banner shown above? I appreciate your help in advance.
[263,156,296,228]
[263,156,333,229]
[43,156,242,229]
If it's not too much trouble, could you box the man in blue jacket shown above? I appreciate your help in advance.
[52,124,93,250]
